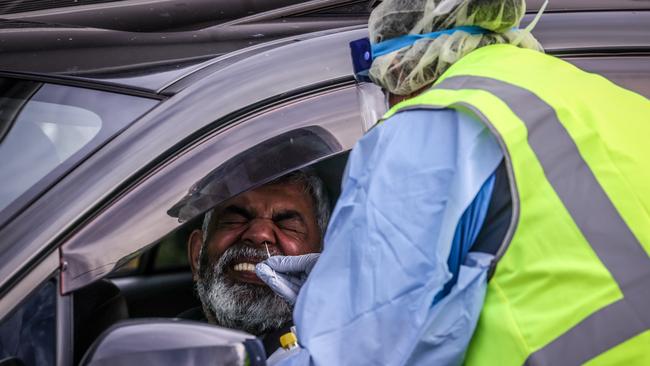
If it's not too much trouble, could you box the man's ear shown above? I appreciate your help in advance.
[188,229,204,281]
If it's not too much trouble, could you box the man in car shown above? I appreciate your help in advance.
[184,170,327,353]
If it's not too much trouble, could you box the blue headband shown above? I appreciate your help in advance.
[371,25,491,59]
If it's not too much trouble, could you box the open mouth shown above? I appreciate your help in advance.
[227,257,265,285]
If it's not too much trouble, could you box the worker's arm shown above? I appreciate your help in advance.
[279,109,503,365]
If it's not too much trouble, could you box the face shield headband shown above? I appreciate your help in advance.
[349,25,492,83]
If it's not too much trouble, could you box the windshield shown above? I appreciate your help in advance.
[0,78,158,224]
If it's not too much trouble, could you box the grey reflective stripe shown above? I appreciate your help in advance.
[434,76,650,365]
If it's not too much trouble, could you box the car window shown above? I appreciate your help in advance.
[112,234,191,277]
[110,255,142,277]
[61,84,365,293]
[0,78,158,225]
[154,236,190,271]
[110,223,197,277]
[0,279,56,366]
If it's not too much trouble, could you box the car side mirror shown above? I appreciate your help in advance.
[81,319,266,366]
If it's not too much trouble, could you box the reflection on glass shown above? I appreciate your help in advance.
[168,126,342,223]
[0,280,56,366]
[0,79,158,216]
[0,99,102,210]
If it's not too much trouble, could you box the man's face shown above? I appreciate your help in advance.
[205,182,321,280]
[189,181,321,335]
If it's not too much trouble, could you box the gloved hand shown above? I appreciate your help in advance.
[255,253,320,305]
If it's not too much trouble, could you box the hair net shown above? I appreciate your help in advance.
[368,0,544,95]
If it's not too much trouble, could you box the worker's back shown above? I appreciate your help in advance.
[386,44,650,366]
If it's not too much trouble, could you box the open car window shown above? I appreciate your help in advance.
[60,84,365,293]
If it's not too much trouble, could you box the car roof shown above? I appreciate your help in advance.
[2,0,649,29]
[1,0,648,95]
[0,1,370,94]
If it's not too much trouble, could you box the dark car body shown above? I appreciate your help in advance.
[0,0,648,365]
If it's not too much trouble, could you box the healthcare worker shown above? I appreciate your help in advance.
[256,0,650,364]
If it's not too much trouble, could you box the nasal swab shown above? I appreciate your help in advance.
[264,242,278,282]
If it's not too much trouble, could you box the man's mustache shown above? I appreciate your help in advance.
[214,243,271,275]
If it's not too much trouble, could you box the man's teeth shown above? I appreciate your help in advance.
[233,263,256,272]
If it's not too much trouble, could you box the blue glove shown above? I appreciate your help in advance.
[256,253,320,305]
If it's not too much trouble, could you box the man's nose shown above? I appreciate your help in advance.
[241,218,276,247]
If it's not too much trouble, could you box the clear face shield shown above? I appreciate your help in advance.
[350,29,484,130]
[349,37,388,131]
[352,0,548,122]
[350,27,496,132]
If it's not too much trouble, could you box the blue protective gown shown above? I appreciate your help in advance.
[277,108,503,365]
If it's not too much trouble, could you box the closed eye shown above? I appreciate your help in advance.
[216,218,248,228]
[274,211,307,234]
[216,205,252,228]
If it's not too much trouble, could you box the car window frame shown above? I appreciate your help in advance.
[59,80,365,294]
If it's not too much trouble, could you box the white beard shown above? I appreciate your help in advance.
[196,243,292,336]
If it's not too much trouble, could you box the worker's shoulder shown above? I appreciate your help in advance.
[381,107,483,133]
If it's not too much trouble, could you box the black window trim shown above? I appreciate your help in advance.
[0,71,166,100]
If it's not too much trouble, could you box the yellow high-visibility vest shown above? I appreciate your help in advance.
[383,44,650,365]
